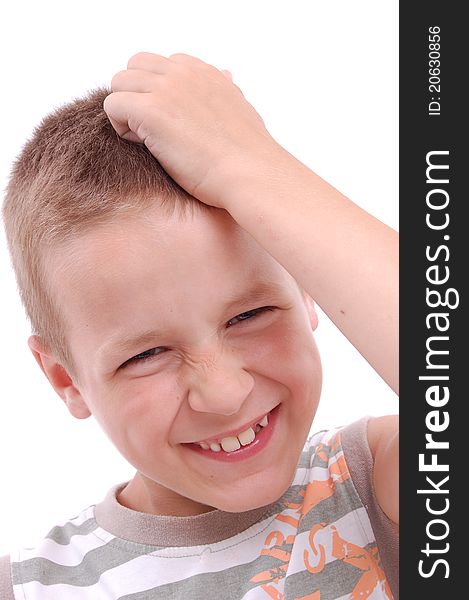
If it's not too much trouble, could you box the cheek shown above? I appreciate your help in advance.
[245,320,321,393]
[90,377,180,449]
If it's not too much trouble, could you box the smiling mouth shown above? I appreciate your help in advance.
[183,405,280,461]
[186,407,276,453]
[199,414,269,452]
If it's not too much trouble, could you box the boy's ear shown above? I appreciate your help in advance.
[301,290,319,331]
[28,335,91,420]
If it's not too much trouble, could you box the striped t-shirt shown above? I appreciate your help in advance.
[0,417,398,599]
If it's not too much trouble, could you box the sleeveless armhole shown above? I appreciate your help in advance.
[0,555,14,600]
[341,417,399,600]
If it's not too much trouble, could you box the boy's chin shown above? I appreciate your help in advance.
[207,474,295,514]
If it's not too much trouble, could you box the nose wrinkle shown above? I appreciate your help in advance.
[182,340,254,414]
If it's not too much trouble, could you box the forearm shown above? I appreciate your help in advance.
[222,148,399,394]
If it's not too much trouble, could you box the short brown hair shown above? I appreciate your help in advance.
[2,87,198,377]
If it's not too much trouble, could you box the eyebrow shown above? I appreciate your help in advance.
[99,279,287,362]
[221,280,287,314]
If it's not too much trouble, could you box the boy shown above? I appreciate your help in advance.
[0,52,398,599]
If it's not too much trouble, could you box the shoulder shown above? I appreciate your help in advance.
[0,554,14,600]
[367,415,399,525]
[338,416,399,599]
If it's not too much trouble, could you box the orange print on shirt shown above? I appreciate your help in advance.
[251,530,295,598]
[278,454,351,531]
[330,525,392,599]
[301,524,392,599]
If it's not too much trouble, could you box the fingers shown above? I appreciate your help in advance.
[127,52,170,73]
[111,68,161,93]
[169,53,210,67]
[124,51,231,84]
[103,91,146,143]
[127,52,208,72]
[106,52,238,145]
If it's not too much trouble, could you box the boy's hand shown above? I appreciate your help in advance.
[104,52,279,206]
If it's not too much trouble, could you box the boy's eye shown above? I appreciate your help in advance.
[121,347,166,368]
[227,306,275,327]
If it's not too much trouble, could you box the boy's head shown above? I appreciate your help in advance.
[2,89,322,514]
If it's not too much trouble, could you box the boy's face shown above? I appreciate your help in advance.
[46,204,321,515]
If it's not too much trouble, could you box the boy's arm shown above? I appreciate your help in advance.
[368,415,399,524]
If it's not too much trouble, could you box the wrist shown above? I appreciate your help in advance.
[210,141,311,217]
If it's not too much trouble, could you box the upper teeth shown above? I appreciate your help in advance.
[198,413,269,451]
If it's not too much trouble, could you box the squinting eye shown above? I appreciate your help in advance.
[121,347,166,368]
[227,306,275,327]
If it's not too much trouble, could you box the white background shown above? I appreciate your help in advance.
[0,0,398,554]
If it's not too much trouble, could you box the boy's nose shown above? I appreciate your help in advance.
[186,353,254,416]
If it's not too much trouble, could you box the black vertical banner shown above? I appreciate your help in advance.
[400,2,465,597]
